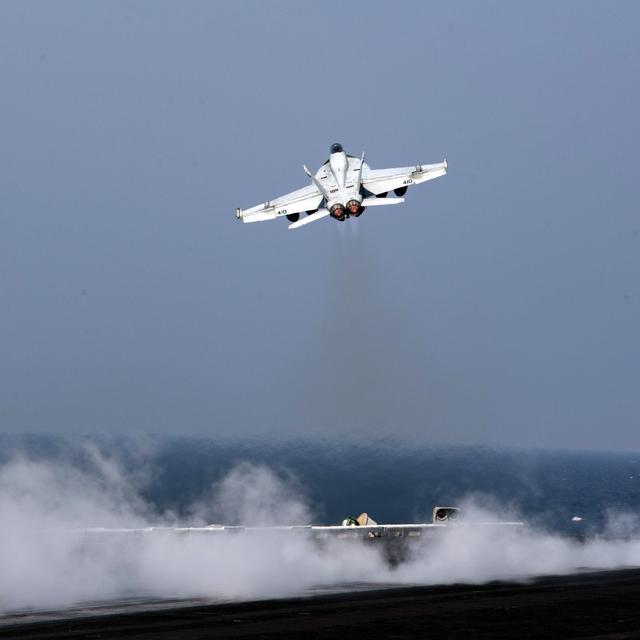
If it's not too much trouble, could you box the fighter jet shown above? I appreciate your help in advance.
[235,143,447,230]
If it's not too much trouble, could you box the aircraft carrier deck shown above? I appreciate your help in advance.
[2,568,640,639]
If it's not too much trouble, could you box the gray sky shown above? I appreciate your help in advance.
[1,2,638,450]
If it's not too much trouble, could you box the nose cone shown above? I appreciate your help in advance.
[330,142,343,154]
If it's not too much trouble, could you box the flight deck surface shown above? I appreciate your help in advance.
[2,568,640,639]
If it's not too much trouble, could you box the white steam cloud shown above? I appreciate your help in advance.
[1,448,640,613]
[190,461,312,526]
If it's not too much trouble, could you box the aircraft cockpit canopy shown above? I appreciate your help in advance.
[330,143,343,154]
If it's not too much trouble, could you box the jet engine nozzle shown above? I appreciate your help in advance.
[330,203,347,221]
[346,199,364,217]
[433,506,461,523]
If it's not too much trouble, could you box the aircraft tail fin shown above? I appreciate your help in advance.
[360,197,405,207]
[354,152,365,192]
[288,208,330,230]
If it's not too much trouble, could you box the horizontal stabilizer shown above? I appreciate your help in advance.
[288,208,330,230]
[361,197,405,207]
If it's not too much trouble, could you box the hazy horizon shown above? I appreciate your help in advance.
[1,2,639,451]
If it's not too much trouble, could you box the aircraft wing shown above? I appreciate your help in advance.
[361,159,447,196]
[236,184,323,224]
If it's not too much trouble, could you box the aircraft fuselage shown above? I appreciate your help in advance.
[315,144,369,221]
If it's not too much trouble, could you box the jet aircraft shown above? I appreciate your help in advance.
[235,143,447,229]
